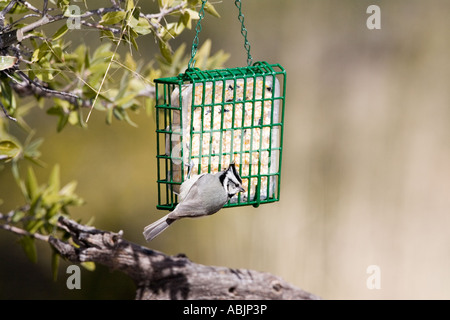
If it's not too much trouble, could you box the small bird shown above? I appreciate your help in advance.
[143,163,245,242]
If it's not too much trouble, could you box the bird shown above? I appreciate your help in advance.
[143,163,245,242]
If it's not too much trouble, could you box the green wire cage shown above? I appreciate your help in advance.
[154,1,286,210]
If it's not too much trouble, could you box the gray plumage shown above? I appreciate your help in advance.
[143,164,244,242]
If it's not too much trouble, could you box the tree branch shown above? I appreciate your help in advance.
[0,100,17,121]
[8,70,83,107]
[0,220,49,241]
[0,2,171,112]
[1,214,319,300]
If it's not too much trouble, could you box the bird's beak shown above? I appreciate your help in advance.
[239,186,245,193]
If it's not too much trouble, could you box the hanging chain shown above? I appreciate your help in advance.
[187,0,254,70]
[188,0,207,70]
[235,0,253,66]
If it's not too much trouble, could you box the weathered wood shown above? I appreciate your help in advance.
[49,216,319,300]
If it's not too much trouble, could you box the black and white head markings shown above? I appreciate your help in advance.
[219,163,245,198]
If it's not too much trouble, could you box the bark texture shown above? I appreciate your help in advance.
[49,216,319,300]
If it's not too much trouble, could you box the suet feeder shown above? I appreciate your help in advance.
[154,0,286,210]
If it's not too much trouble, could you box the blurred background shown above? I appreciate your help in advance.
[1,0,450,299]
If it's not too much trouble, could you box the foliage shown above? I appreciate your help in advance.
[0,0,228,273]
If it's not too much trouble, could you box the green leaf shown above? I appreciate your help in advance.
[159,0,174,7]
[27,219,44,234]
[193,38,211,69]
[100,11,126,25]
[126,0,135,11]
[106,107,113,125]
[12,161,28,199]
[124,52,137,71]
[180,11,193,29]
[100,29,116,43]
[126,6,140,28]
[144,94,153,116]
[19,236,37,264]
[31,48,40,63]
[128,29,139,50]
[205,1,220,18]
[68,111,80,127]
[81,261,95,271]
[48,164,60,193]
[52,24,69,41]
[133,18,151,35]
[50,43,64,62]
[0,55,17,71]
[0,78,16,114]
[48,102,74,132]
[122,109,138,127]
[59,181,78,197]
[48,211,62,226]
[23,137,44,165]
[34,41,52,62]
[185,8,200,21]
[0,1,28,14]
[161,22,185,42]
[57,0,71,10]
[57,113,70,132]
[11,210,26,223]
[84,216,96,227]
[112,107,124,121]
[82,45,90,69]
[51,250,60,281]
[0,140,21,162]
[93,43,113,60]
[26,166,40,202]
[114,93,137,107]
[159,41,172,63]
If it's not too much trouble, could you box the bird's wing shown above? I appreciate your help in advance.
[179,173,206,201]
[169,174,219,219]
[168,183,206,218]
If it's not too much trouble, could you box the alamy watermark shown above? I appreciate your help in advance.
[65,1,82,30]
[66,265,81,290]
[366,264,381,290]
[367,4,381,30]
[65,2,382,31]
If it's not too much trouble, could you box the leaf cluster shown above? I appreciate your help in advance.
[0,0,226,129]
[0,0,228,274]
[2,162,86,279]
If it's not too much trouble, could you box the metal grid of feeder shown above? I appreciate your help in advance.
[155,61,286,210]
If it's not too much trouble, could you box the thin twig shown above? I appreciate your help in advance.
[0,100,17,122]
[0,2,173,117]
[16,7,121,36]
[0,0,18,25]
[19,15,51,34]
[17,0,42,15]
[142,2,185,37]
[85,6,132,123]
[11,14,41,28]
[80,21,121,34]
[0,212,14,221]
[143,3,185,21]
[42,0,48,16]
[0,222,50,242]
[7,69,81,108]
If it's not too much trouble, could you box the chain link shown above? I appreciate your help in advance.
[188,0,207,70]
[235,0,253,66]
[188,0,253,69]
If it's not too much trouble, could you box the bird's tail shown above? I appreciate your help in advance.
[143,214,175,242]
